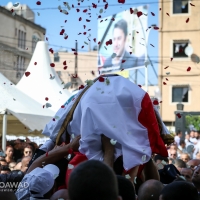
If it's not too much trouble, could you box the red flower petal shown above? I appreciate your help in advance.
[50,63,55,67]
[45,97,49,101]
[91,71,95,75]
[81,46,84,48]
[159,8,162,10]
[104,3,108,9]
[93,38,96,42]
[43,105,45,108]
[83,25,86,29]
[63,60,66,65]
[153,100,159,105]
[160,101,162,103]
[76,9,80,12]
[71,48,76,51]
[99,76,105,82]
[176,113,181,118]
[187,67,191,71]
[64,35,68,40]
[129,52,132,54]
[79,17,82,21]
[118,0,125,3]
[46,152,48,157]
[164,66,169,69]
[137,11,143,17]
[190,3,195,6]
[166,13,170,16]
[83,9,87,13]
[25,72,30,77]
[153,26,159,30]
[138,85,142,88]
[79,85,84,90]
[150,44,155,47]
[52,118,55,121]
[36,1,41,5]
[63,66,67,70]
[122,60,126,63]
[61,105,65,108]
[83,32,87,35]
[130,8,133,14]
[46,37,48,41]
[171,58,173,61]
[92,3,97,8]
[151,12,155,16]
[34,62,37,65]
[65,20,67,23]
[166,78,169,81]
[86,19,91,22]
[163,82,167,85]
[74,52,78,55]
[186,18,189,23]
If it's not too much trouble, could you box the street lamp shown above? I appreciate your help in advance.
[185,42,193,57]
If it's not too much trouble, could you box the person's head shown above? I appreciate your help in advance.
[192,164,200,191]
[113,19,128,57]
[138,179,164,200]
[14,139,24,150]
[0,160,8,166]
[174,159,186,172]
[168,158,175,165]
[159,181,199,200]
[1,165,11,174]
[176,130,182,138]
[196,153,200,160]
[9,162,17,171]
[194,131,198,139]
[50,189,69,200]
[24,165,59,199]
[6,145,14,158]
[23,145,33,157]
[180,168,193,182]
[68,160,122,200]
[169,144,177,151]
[187,159,200,171]
[169,149,177,159]
[179,140,186,148]
[21,156,31,172]
[180,153,190,163]
[116,175,135,200]
[185,134,190,140]
[190,130,195,138]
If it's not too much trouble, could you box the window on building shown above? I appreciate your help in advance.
[173,0,188,14]
[18,28,26,49]
[17,56,26,72]
[32,34,41,53]
[173,41,188,58]
[54,52,60,62]
[172,86,189,102]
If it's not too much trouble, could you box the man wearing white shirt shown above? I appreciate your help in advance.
[174,130,182,146]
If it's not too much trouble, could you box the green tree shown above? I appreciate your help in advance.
[185,115,200,130]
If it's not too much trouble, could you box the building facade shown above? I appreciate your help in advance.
[0,4,45,84]
[159,0,200,127]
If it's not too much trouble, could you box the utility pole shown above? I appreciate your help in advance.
[74,40,78,88]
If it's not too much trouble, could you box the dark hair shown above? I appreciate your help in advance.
[68,160,118,200]
[114,19,128,37]
[179,139,185,145]
[176,130,182,136]
[174,159,186,168]
[138,179,164,200]
[117,175,136,200]
[160,182,199,200]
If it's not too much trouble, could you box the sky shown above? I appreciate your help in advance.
[0,0,160,85]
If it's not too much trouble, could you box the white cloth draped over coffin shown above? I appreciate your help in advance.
[42,76,169,170]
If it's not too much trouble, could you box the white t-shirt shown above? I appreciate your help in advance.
[174,136,180,145]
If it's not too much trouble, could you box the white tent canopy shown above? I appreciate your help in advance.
[16,41,72,112]
[0,73,55,131]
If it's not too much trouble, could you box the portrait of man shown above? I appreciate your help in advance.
[102,19,138,71]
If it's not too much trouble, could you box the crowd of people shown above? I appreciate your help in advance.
[0,128,199,199]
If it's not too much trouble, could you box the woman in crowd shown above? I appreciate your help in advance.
[5,145,14,164]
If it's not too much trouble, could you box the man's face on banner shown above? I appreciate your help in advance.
[113,28,126,57]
